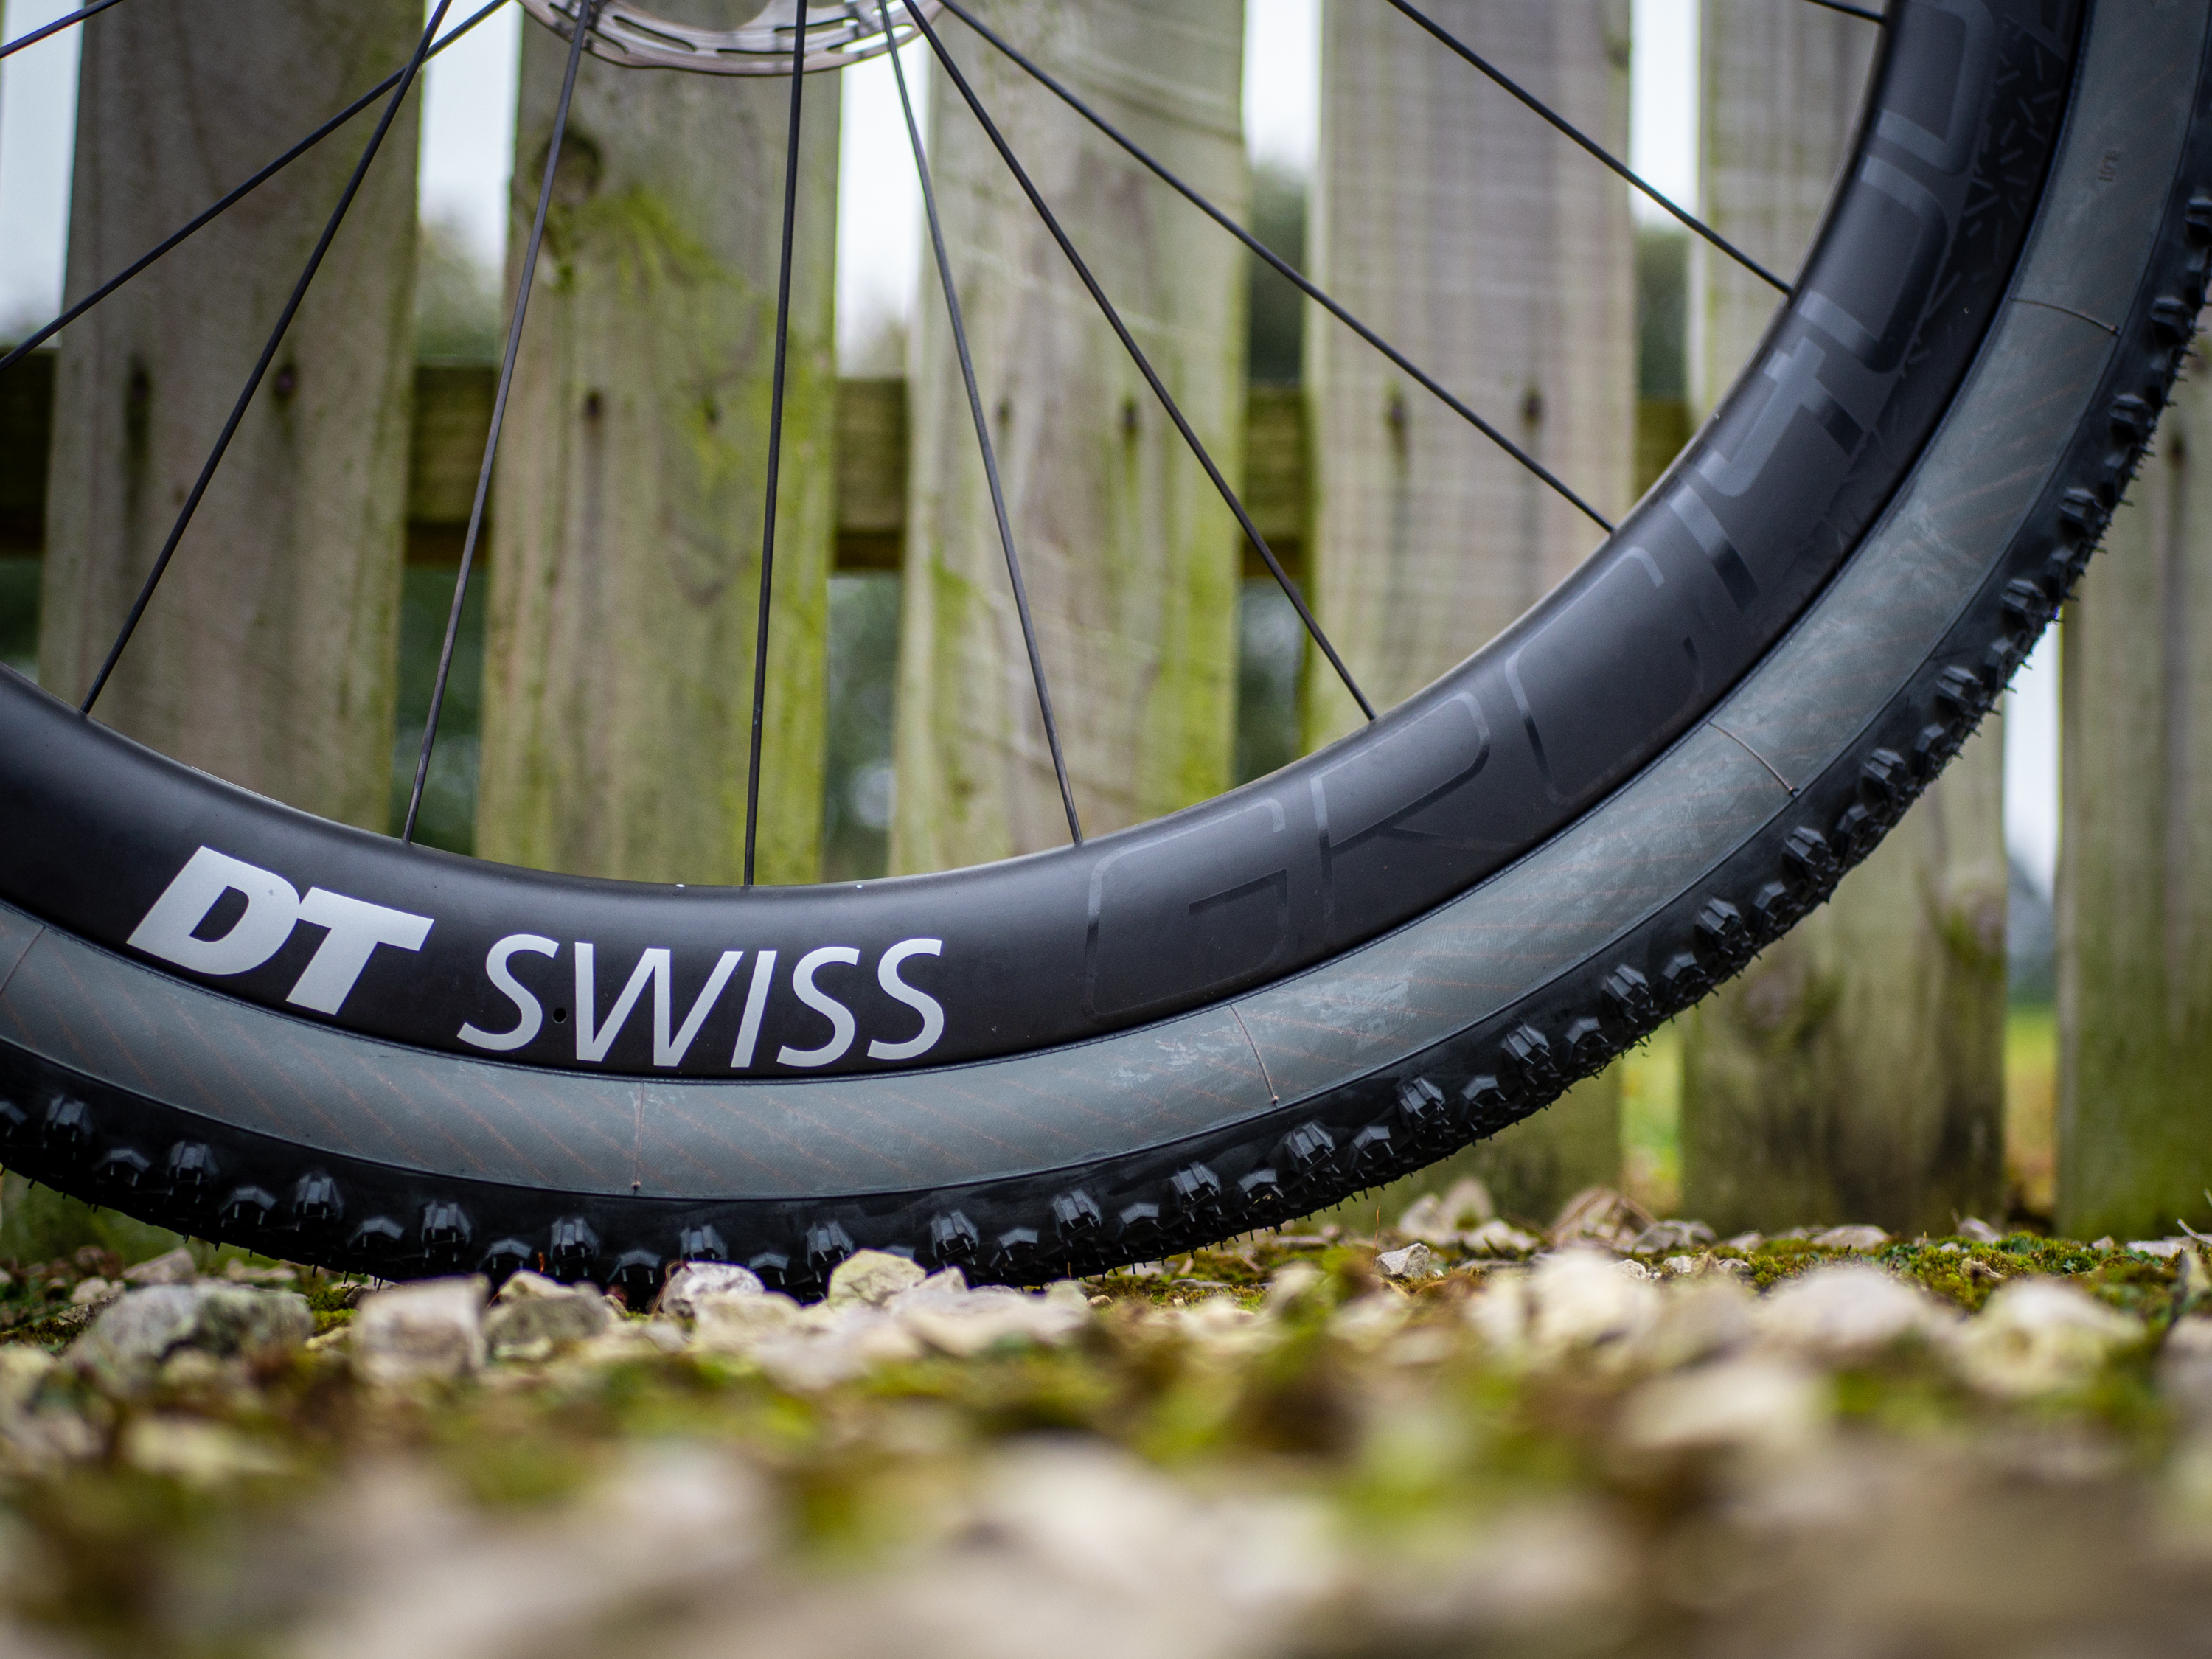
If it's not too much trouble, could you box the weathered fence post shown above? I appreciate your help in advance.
[1304,0,1635,1222]
[890,0,1246,872]
[2058,355,2212,1242]
[1680,0,2007,1236]
[477,10,840,885]
[40,0,420,830]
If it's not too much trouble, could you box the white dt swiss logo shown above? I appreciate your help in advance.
[128,846,433,1016]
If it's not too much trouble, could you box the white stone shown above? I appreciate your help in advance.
[1467,1247,1660,1367]
[352,1277,487,1386]
[691,1290,802,1353]
[653,1261,765,1322]
[1756,1265,1952,1360]
[490,1269,568,1303]
[1262,1262,1324,1310]
[1632,1276,1755,1372]
[1630,1220,1717,1255]
[121,1415,288,1484]
[1376,1242,1442,1282]
[1397,1177,1497,1242]
[895,1285,1086,1358]
[1812,1225,1891,1251]
[1617,1356,1829,1458]
[827,1250,928,1307]
[1462,1218,1543,1256]
[122,1247,198,1287]
[1952,1277,2145,1397]
[68,1277,115,1307]
[2129,1239,2188,1260]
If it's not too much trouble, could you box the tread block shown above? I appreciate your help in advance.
[292,1172,343,1224]
[420,1200,472,1256]
[926,1211,978,1264]
[94,1147,149,1189]
[44,1096,91,1157]
[479,1237,534,1280]
[677,1225,728,1262]
[1500,1024,1559,1093]
[1050,1188,1102,1242]
[218,1185,276,1230]
[1602,964,1654,1022]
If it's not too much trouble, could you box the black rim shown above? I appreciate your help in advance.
[1,0,2202,1293]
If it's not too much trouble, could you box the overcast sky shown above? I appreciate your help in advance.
[0,0,2059,889]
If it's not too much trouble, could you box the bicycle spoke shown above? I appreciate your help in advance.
[905,0,1377,723]
[1800,0,1883,21]
[81,0,458,718]
[0,0,126,60]
[1387,0,1792,296]
[882,1,1081,846]
[740,1,813,886]
[936,0,1613,535]
[406,0,599,844]
[0,0,508,383]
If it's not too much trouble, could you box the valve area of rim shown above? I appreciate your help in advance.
[518,0,943,74]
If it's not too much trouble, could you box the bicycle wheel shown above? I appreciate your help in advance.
[0,0,2201,1297]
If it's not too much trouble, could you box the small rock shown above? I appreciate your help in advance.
[653,1261,765,1321]
[1812,1225,1891,1252]
[353,1277,487,1385]
[1722,1231,1765,1251]
[1954,1217,2003,1244]
[2129,1238,2188,1260]
[0,1348,54,1416]
[2090,1235,2117,1251]
[122,1248,198,1288]
[1549,1186,1655,1251]
[1630,1220,1717,1255]
[71,1284,314,1392]
[1376,1242,1443,1282]
[1484,1246,1662,1366]
[894,1283,1086,1357]
[1952,1277,2145,1398]
[121,1416,288,1485]
[1262,1262,1324,1310]
[1633,1275,1754,1371]
[1756,1265,1952,1360]
[484,1276,612,1363]
[692,1290,804,1352]
[1397,1177,1496,1242]
[1331,1292,1411,1348]
[1617,1355,1828,1459]
[1462,1218,1543,1256]
[68,1277,116,1307]
[2161,1316,2212,1422]
[220,1259,296,1286]
[827,1250,927,1307]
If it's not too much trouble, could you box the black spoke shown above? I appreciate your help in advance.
[1801,0,1884,20]
[0,0,508,383]
[905,0,1377,723]
[0,0,126,60]
[741,0,812,886]
[882,1,1081,845]
[406,0,599,843]
[82,0,457,718]
[936,0,1614,535]
[1387,0,1792,296]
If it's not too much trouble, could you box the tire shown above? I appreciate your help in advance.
[0,0,2202,1297]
